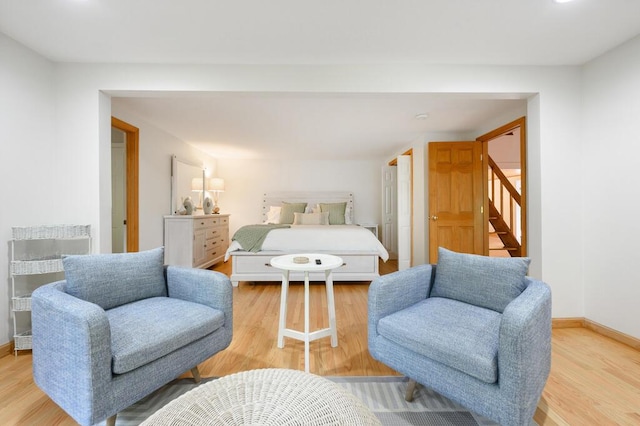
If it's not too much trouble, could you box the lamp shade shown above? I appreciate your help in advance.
[209,178,225,192]
[191,177,203,191]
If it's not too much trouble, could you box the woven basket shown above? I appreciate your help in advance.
[12,225,91,240]
[12,296,31,311]
[11,259,64,275]
[14,331,32,350]
[141,368,380,425]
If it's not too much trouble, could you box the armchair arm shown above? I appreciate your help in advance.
[498,278,552,403]
[368,264,434,341]
[31,281,112,417]
[368,264,434,319]
[166,266,233,326]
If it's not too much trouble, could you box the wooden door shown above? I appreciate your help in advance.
[111,117,139,252]
[428,142,484,262]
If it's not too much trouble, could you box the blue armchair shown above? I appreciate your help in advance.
[31,247,233,426]
[368,247,551,426]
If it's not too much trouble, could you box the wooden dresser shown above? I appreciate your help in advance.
[164,214,230,269]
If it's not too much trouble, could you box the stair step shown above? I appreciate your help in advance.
[489,247,518,251]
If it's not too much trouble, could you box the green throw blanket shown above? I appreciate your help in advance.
[232,224,291,252]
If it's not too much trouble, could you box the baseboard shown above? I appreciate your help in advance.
[583,319,640,351]
[551,317,585,328]
[0,341,13,358]
[553,317,640,350]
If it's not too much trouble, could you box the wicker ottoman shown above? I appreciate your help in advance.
[142,368,381,425]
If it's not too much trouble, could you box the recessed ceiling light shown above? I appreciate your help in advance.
[553,0,575,3]
[415,113,428,120]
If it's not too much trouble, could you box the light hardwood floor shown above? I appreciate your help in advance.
[0,260,638,425]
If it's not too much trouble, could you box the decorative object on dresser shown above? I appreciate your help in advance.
[164,214,230,268]
[226,192,388,287]
[203,196,213,214]
[10,224,91,355]
[208,177,225,214]
[183,196,194,215]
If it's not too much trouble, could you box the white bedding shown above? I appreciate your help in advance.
[225,225,389,262]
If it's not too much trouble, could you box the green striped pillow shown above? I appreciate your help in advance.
[320,202,347,225]
[279,202,307,224]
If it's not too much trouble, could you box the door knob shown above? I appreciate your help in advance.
[429,215,438,221]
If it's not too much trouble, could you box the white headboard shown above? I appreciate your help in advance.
[262,191,354,223]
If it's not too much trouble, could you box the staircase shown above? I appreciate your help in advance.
[488,203,521,257]
[487,156,521,257]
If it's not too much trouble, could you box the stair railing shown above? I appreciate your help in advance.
[488,155,521,243]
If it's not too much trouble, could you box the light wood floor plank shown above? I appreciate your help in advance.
[0,259,638,425]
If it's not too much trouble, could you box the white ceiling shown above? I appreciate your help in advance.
[3,0,640,160]
[2,0,639,65]
[113,93,526,160]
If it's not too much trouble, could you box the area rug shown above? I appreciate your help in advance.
[103,375,499,425]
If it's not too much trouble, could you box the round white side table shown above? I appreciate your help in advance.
[270,253,343,373]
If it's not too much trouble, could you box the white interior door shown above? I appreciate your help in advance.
[397,155,412,271]
[111,135,126,253]
[381,166,397,259]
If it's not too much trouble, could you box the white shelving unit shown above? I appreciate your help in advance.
[10,224,91,355]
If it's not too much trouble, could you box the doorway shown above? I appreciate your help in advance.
[477,117,527,257]
[111,117,140,253]
[386,149,413,269]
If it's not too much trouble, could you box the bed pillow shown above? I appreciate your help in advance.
[431,247,531,313]
[279,202,307,224]
[320,202,347,225]
[264,206,281,224]
[293,212,329,225]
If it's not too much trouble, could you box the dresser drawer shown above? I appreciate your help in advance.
[206,246,223,261]
[205,227,224,239]
[205,236,223,249]
[194,217,216,230]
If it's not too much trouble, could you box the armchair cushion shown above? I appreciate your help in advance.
[431,247,530,313]
[107,296,225,374]
[63,247,166,310]
[378,297,501,383]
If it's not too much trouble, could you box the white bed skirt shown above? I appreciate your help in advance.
[229,250,381,287]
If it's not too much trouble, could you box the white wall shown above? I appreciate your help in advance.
[1,35,597,345]
[80,63,586,320]
[582,34,640,338]
[110,104,220,250]
[0,33,58,344]
[218,159,382,236]
[0,34,56,343]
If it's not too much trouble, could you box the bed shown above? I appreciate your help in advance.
[226,191,389,287]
